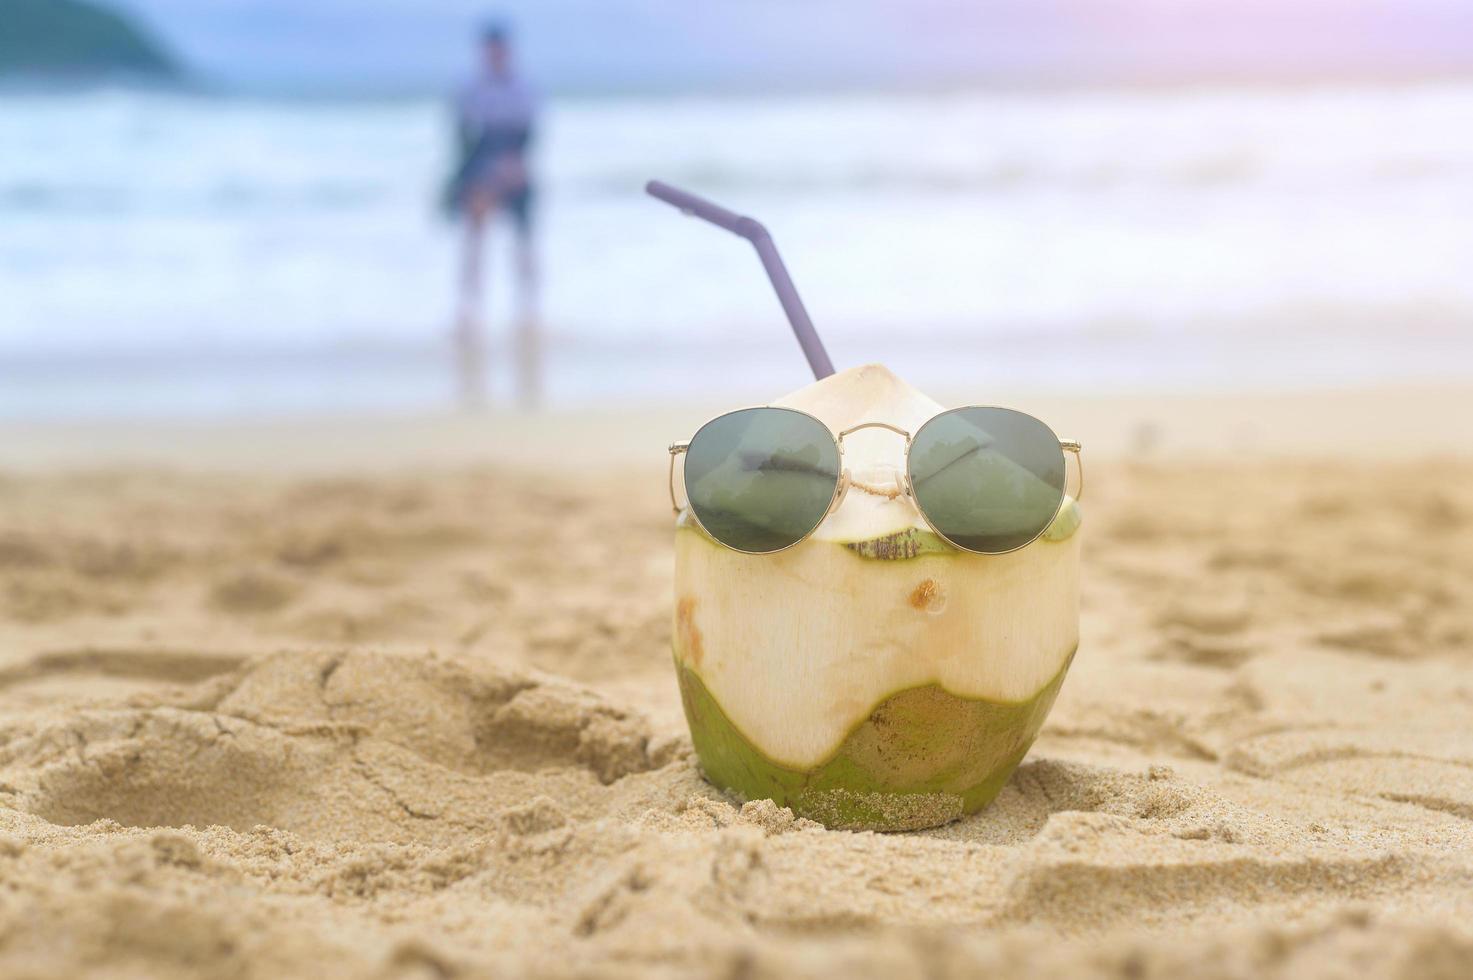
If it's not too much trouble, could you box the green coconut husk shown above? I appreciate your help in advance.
[675,651,1073,831]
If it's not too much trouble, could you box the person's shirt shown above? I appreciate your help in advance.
[455,71,537,156]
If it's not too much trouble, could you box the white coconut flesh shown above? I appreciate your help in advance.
[674,364,1080,770]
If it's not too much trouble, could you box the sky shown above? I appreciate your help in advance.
[115,0,1473,94]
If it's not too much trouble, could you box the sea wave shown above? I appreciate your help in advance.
[2,81,1472,407]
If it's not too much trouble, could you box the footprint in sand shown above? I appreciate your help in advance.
[1,651,667,846]
[1225,728,1473,824]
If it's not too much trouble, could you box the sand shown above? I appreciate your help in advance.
[2,388,1472,978]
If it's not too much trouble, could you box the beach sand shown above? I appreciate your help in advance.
[2,385,1472,978]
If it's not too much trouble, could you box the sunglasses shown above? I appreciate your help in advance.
[667,405,1083,556]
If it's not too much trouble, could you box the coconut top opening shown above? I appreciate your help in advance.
[768,364,935,543]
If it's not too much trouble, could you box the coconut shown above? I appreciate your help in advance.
[673,364,1080,831]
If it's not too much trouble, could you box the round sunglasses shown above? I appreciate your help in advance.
[667,405,1083,555]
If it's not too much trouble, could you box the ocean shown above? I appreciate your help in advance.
[3,82,1472,417]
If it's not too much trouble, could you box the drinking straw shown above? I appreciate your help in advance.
[646,180,836,380]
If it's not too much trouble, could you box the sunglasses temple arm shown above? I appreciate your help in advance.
[646,180,836,381]
[667,443,688,514]
[1061,442,1084,502]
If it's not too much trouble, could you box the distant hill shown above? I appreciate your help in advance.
[1,0,179,79]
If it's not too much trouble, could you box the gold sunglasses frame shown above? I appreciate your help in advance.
[668,405,1084,556]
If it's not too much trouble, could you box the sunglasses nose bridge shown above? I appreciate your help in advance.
[836,420,912,444]
[832,422,918,511]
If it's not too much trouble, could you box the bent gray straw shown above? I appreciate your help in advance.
[646,180,836,380]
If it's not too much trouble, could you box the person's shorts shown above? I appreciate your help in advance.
[451,150,535,233]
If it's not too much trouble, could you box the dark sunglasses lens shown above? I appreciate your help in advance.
[908,407,1066,554]
[684,407,840,554]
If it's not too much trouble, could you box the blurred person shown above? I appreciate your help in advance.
[445,20,540,409]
